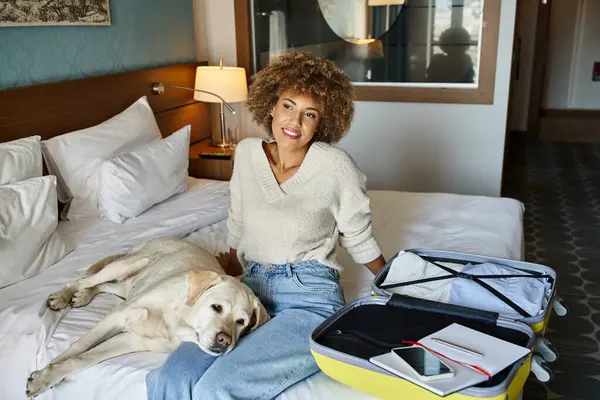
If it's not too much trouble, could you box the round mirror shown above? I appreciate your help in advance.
[318,0,404,44]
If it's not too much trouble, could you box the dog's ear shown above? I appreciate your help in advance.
[246,299,270,334]
[185,270,223,306]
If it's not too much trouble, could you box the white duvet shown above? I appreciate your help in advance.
[0,182,524,400]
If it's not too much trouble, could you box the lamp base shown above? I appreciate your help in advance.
[209,103,234,148]
[209,140,232,148]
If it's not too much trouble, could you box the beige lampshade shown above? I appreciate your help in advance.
[193,66,248,103]
[367,0,405,5]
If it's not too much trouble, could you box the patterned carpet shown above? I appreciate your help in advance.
[502,136,600,400]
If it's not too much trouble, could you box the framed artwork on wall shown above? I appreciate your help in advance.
[234,0,501,104]
[0,0,111,27]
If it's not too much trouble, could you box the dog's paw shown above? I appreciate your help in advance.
[26,367,59,397]
[46,289,75,311]
[71,289,94,308]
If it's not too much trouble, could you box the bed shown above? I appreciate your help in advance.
[0,63,524,400]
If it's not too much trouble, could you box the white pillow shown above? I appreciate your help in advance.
[0,135,43,186]
[0,176,73,288]
[97,125,191,224]
[41,96,162,220]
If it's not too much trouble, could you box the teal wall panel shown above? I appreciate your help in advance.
[0,0,197,90]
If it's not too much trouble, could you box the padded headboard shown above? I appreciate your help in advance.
[0,62,211,144]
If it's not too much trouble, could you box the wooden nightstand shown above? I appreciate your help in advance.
[188,138,235,181]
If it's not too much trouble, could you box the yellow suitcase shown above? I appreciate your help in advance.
[372,249,566,383]
[310,249,565,399]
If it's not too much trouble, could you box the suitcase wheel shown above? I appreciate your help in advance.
[552,297,568,316]
[534,337,558,363]
[531,355,554,382]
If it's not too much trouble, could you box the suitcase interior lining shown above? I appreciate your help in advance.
[315,304,531,389]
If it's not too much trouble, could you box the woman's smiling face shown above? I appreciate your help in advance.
[270,91,322,151]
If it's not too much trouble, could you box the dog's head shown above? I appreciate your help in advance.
[183,270,269,356]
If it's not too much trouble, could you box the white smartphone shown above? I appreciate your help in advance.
[391,346,455,381]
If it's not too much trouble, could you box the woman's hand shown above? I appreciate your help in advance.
[218,248,243,277]
[216,252,229,270]
[364,254,386,276]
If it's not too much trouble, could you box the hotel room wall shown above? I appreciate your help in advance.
[544,0,600,110]
[0,0,197,90]
[196,0,517,197]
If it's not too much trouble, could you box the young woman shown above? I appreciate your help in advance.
[146,50,386,400]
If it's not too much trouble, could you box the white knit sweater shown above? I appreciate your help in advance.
[226,137,382,272]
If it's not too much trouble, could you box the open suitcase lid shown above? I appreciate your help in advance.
[371,248,558,326]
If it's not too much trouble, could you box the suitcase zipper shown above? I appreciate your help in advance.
[331,329,405,350]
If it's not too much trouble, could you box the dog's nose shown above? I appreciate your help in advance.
[216,332,232,348]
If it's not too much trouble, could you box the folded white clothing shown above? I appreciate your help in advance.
[448,262,549,319]
[381,251,463,303]
[381,252,551,319]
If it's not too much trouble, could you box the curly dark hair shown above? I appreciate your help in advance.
[246,51,355,144]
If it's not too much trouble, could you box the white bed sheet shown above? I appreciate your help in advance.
[0,178,230,400]
[0,184,524,400]
[336,190,525,306]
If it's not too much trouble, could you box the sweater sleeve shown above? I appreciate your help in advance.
[226,146,243,249]
[334,156,382,265]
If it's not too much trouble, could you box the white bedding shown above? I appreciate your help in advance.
[0,178,230,400]
[0,182,524,400]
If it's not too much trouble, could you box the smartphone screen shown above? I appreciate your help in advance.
[392,347,452,377]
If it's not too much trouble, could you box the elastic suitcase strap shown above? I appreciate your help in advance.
[379,254,554,319]
[429,260,539,319]
[419,255,553,279]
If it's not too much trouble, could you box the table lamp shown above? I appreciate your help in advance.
[152,59,248,147]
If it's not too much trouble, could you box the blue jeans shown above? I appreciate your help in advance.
[146,261,346,400]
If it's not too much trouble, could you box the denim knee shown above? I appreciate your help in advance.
[146,342,216,400]
[146,361,201,400]
[193,356,320,400]
[193,364,240,400]
[146,367,159,394]
[193,373,228,400]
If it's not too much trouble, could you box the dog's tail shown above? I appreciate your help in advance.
[87,253,127,274]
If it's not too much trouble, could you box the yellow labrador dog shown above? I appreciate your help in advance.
[26,237,269,398]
